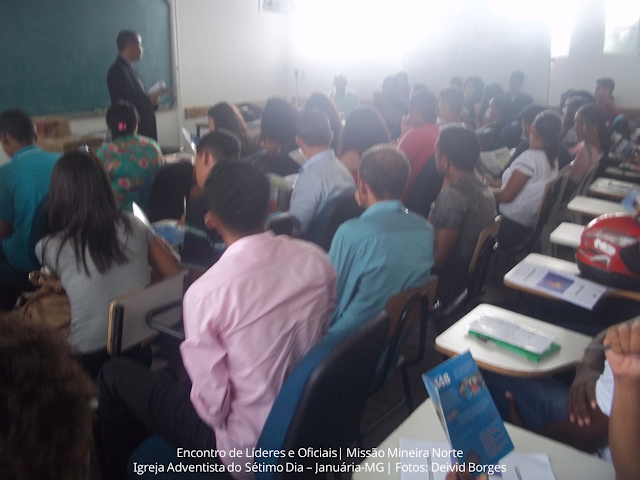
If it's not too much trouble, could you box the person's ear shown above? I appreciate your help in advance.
[327,131,334,147]
[204,211,220,231]
[295,135,303,149]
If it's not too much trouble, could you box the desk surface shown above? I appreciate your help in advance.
[434,304,591,377]
[567,196,625,217]
[588,177,635,200]
[355,399,614,480]
[504,253,640,302]
[549,222,584,248]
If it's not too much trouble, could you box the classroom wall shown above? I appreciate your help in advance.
[549,0,640,108]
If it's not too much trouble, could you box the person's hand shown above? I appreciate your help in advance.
[149,92,161,105]
[605,319,640,381]
[567,367,601,426]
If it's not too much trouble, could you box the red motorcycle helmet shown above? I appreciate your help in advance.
[577,213,640,291]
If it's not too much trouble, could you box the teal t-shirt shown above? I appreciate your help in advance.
[0,145,59,271]
[328,200,434,337]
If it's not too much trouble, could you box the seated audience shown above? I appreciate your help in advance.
[0,312,96,480]
[338,106,390,181]
[504,104,573,173]
[492,111,561,250]
[259,96,300,176]
[289,109,355,236]
[373,75,409,139]
[181,130,242,282]
[328,145,434,337]
[476,93,515,151]
[475,83,504,128]
[0,109,59,310]
[430,127,495,306]
[36,151,180,378]
[96,101,164,211]
[462,76,484,128]
[438,86,466,126]
[594,77,619,125]
[304,91,343,152]
[398,90,440,200]
[570,103,610,185]
[507,70,533,117]
[98,161,336,479]
[207,101,261,159]
[605,319,640,479]
[560,95,589,148]
[329,72,360,116]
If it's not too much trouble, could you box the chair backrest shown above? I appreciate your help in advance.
[467,215,501,298]
[515,169,567,253]
[146,161,194,223]
[576,153,604,197]
[266,212,293,236]
[255,312,391,479]
[370,276,438,393]
[305,189,359,250]
[406,156,445,218]
[107,270,186,355]
[318,193,364,251]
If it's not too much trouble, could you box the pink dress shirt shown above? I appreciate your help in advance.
[180,231,335,479]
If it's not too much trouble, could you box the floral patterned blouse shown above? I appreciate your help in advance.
[96,134,164,211]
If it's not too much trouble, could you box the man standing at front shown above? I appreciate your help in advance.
[107,30,161,140]
[0,109,59,310]
[328,145,434,337]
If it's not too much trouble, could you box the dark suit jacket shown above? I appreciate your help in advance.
[107,56,158,140]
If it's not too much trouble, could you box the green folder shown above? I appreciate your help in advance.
[468,330,561,363]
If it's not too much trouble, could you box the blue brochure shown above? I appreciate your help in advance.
[423,351,514,477]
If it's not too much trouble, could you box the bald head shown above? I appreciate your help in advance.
[359,145,410,200]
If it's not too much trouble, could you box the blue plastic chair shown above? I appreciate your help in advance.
[128,313,390,480]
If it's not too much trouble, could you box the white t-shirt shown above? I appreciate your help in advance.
[499,149,558,228]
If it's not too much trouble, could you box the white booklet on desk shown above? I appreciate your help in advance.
[399,438,556,480]
[480,147,511,176]
[506,262,606,310]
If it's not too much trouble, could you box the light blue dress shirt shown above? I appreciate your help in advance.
[289,149,355,235]
[327,200,434,337]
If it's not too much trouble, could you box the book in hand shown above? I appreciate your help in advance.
[467,315,560,362]
[423,351,514,478]
[479,147,511,177]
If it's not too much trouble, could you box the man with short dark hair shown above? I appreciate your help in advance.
[289,109,355,236]
[0,109,59,310]
[329,73,360,116]
[398,90,440,200]
[107,30,162,140]
[595,77,619,125]
[328,145,434,336]
[508,70,533,117]
[181,129,241,282]
[99,161,336,479]
[430,126,495,306]
[438,86,466,126]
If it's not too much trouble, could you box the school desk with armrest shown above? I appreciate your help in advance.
[107,270,187,356]
[567,195,626,218]
[354,398,615,479]
[435,304,592,377]
[588,177,635,201]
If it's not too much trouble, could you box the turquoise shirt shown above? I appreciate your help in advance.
[0,145,59,271]
[328,200,434,337]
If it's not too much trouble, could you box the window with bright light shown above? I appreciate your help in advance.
[604,0,640,55]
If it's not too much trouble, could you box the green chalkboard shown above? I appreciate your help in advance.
[0,0,173,116]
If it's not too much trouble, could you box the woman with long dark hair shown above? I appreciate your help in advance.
[570,104,610,185]
[36,150,180,378]
[207,101,258,156]
[492,111,561,249]
[96,101,164,211]
[338,106,390,181]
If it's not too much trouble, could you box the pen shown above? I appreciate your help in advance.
[584,344,611,351]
